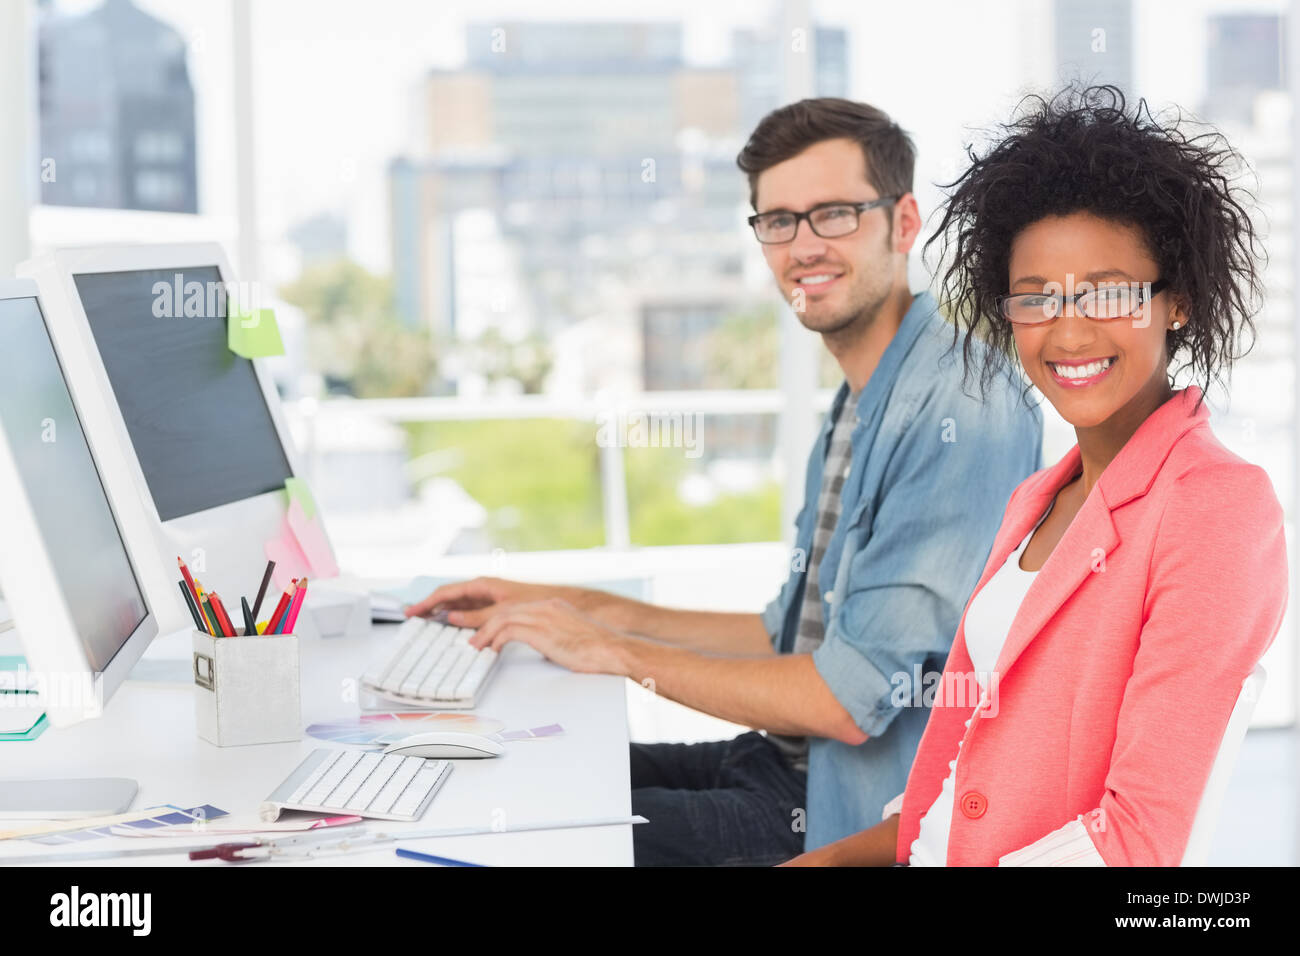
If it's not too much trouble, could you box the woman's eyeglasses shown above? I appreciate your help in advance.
[996,279,1169,325]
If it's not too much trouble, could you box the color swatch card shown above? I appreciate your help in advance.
[498,723,566,741]
[11,805,229,845]
[307,711,506,746]
[113,813,362,838]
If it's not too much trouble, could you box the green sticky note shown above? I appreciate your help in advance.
[228,302,285,358]
[285,477,317,520]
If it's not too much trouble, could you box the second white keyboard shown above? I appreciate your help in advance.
[361,616,500,709]
[260,747,452,822]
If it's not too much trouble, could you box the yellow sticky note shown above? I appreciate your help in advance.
[285,477,317,521]
[228,302,285,358]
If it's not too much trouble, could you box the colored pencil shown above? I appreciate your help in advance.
[395,847,484,867]
[207,592,236,637]
[241,596,257,637]
[177,557,201,608]
[274,581,301,634]
[178,580,206,632]
[265,583,295,635]
[200,597,221,636]
[282,578,309,634]
[250,560,276,622]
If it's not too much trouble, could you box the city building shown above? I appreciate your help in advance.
[37,0,198,213]
[387,18,847,401]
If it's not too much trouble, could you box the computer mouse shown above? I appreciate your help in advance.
[381,731,504,759]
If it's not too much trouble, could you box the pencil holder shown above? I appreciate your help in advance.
[192,628,301,747]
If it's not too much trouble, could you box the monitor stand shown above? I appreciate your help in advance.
[0,778,138,820]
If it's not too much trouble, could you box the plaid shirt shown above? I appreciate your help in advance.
[769,388,860,770]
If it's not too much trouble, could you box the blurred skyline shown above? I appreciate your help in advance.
[46,0,1286,277]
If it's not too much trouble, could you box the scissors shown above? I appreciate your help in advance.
[189,828,382,862]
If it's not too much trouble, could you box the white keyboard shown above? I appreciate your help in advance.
[361,616,501,709]
[260,747,452,822]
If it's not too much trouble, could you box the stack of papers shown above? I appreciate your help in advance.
[1,655,47,740]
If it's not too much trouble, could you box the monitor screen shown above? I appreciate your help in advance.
[0,295,148,673]
[72,267,293,521]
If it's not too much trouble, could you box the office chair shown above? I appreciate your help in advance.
[1179,663,1267,866]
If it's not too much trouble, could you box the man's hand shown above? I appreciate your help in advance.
[405,577,575,628]
[466,597,628,675]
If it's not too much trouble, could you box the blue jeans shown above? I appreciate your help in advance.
[630,731,809,866]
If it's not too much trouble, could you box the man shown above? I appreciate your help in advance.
[408,98,1042,865]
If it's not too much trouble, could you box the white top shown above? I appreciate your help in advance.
[908,503,1051,866]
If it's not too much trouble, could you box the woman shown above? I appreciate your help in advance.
[787,85,1288,866]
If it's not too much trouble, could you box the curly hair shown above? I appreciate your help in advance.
[925,84,1265,407]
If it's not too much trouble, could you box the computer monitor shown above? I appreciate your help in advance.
[18,244,321,636]
[0,279,158,728]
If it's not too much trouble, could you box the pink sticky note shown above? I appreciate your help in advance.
[265,517,311,591]
[287,499,339,579]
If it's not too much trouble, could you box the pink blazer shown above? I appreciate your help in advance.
[895,387,1288,866]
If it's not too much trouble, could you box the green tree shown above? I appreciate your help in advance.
[405,418,782,550]
[406,418,604,550]
[705,302,844,390]
[279,258,435,397]
[704,303,778,389]
[453,327,554,394]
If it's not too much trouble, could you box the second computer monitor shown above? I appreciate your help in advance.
[0,279,158,725]
[19,244,310,635]
[71,264,293,521]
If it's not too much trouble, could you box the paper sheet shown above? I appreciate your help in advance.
[0,700,44,735]
[227,303,285,358]
[264,516,312,591]
[285,476,318,520]
[287,498,339,578]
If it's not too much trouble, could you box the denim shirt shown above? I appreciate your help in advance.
[760,290,1043,850]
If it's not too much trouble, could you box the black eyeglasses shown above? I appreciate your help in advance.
[748,198,899,244]
[996,278,1169,325]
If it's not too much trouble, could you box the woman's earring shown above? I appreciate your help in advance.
[1171,321,1181,330]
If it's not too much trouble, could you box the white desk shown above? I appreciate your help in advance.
[0,620,634,866]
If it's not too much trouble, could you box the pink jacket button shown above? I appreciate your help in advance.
[960,791,988,819]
